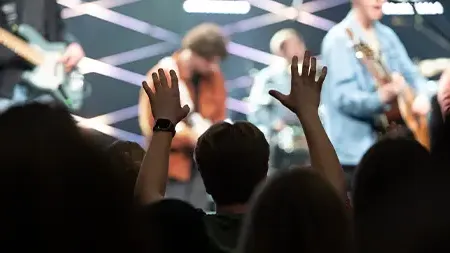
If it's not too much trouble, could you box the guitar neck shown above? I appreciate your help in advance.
[0,27,44,66]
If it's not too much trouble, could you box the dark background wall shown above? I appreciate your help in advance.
[59,0,450,146]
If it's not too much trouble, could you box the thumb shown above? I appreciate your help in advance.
[177,105,190,121]
[269,90,288,106]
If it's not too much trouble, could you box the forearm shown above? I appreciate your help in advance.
[134,132,172,205]
[334,88,384,118]
[298,112,346,198]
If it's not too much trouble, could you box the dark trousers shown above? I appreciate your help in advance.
[342,165,356,192]
[165,167,210,210]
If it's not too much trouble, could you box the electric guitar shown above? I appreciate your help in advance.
[0,24,86,110]
[346,28,430,150]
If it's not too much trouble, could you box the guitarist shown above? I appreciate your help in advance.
[248,29,311,170]
[138,23,228,209]
[320,0,433,188]
[0,0,85,111]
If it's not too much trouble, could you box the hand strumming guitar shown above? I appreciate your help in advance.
[59,43,85,72]
[378,72,431,116]
[142,68,190,125]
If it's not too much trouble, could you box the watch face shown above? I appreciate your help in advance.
[156,119,172,129]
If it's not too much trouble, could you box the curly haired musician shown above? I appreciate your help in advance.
[320,0,433,188]
[0,0,85,111]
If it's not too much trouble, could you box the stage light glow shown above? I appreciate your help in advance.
[183,0,251,14]
[382,1,444,15]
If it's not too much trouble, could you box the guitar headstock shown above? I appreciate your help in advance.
[345,28,376,60]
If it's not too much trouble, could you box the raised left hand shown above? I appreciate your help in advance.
[412,94,431,116]
[59,43,85,72]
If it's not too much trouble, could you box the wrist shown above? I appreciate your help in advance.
[153,118,176,137]
[152,131,174,138]
[295,109,320,121]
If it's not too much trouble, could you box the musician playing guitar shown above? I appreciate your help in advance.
[0,0,85,111]
[320,0,433,189]
[138,23,228,209]
[248,29,311,170]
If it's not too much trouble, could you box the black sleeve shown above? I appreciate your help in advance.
[51,1,78,44]
[0,11,16,65]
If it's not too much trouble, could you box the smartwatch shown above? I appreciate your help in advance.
[153,118,176,137]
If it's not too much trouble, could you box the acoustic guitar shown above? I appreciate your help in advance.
[0,24,86,110]
[346,28,430,150]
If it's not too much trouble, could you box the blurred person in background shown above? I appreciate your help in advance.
[0,0,85,111]
[248,29,310,171]
[320,0,432,189]
[138,23,228,209]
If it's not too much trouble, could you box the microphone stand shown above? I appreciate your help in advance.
[265,97,281,171]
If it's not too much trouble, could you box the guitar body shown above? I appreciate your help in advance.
[397,85,430,149]
[17,25,85,110]
[375,85,430,149]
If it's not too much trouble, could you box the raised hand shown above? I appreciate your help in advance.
[268,51,327,118]
[142,69,190,125]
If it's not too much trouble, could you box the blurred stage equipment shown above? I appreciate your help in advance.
[418,58,450,78]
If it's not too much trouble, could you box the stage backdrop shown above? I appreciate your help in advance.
[59,0,450,146]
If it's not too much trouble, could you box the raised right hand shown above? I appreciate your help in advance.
[268,51,327,118]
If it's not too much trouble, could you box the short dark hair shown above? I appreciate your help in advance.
[238,168,354,253]
[138,199,211,253]
[194,121,269,206]
[106,140,145,178]
[182,23,228,60]
[353,138,432,253]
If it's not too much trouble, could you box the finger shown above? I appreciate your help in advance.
[302,50,310,77]
[158,68,168,89]
[291,55,299,76]
[142,81,155,102]
[152,72,161,92]
[309,57,316,79]
[269,90,289,106]
[316,66,327,91]
[291,56,299,86]
[169,69,179,93]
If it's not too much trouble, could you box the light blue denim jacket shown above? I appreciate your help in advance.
[320,11,433,165]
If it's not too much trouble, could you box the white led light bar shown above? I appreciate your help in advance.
[183,0,251,14]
